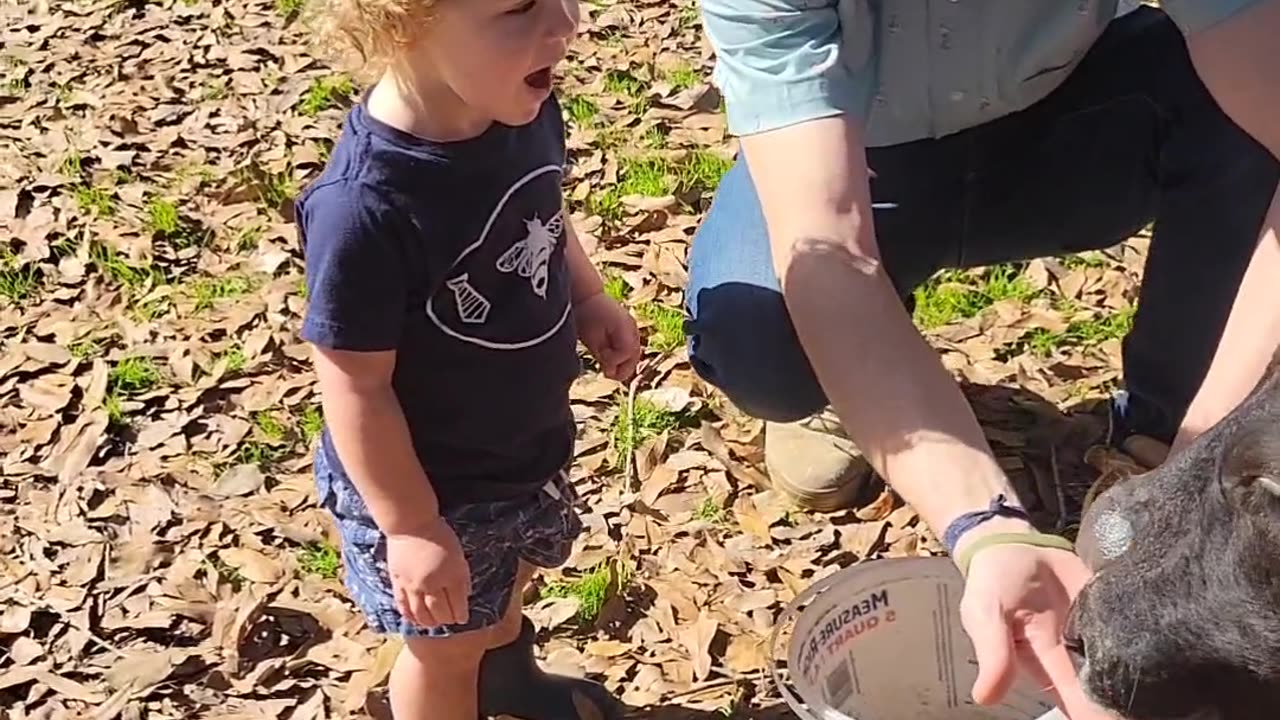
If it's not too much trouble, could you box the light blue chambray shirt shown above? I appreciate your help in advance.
[700,0,1264,147]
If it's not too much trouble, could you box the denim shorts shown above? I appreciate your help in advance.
[313,448,583,638]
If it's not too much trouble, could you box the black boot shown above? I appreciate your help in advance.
[478,617,626,720]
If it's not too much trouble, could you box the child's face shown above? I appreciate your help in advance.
[417,0,580,126]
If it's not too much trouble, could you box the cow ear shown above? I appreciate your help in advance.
[1219,420,1280,507]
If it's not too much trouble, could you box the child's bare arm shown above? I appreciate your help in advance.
[561,219,641,381]
[562,220,605,305]
[312,345,441,531]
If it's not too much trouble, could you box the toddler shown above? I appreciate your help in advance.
[295,0,641,717]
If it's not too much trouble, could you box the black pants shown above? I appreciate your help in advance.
[684,6,1279,444]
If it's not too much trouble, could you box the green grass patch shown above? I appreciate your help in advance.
[131,295,171,323]
[297,542,341,579]
[589,151,732,222]
[611,394,691,466]
[89,242,166,291]
[190,275,254,311]
[219,344,247,374]
[617,156,674,197]
[109,355,161,396]
[254,411,289,442]
[1020,306,1135,358]
[665,63,701,91]
[674,150,732,195]
[1060,250,1110,269]
[564,95,599,128]
[641,125,669,150]
[70,338,103,360]
[603,69,647,100]
[58,151,83,179]
[236,440,286,468]
[260,170,299,211]
[0,251,40,303]
[145,197,208,249]
[299,75,355,116]
[694,496,727,524]
[104,355,162,427]
[202,77,228,101]
[592,127,630,151]
[203,554,245,591]
[587,155,675,223]
[298,404,325,445]
[234,222,266,254]
[637,302,685,353]
[275,0,305,17]
[539,558,633,624]
[73,185,116,217]
[602,272,629,303]
[912,264,1038,330]
[233,410,292,467]
[677,3,700,29]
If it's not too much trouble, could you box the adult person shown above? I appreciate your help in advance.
[687,0,1280,716]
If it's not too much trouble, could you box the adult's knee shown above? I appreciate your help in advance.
[685,282,827,423]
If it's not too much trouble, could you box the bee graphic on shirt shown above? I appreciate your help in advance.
[496,210,563,298]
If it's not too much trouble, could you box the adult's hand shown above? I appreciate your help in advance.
[960,540,1116,720]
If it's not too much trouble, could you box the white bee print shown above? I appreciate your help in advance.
[495,209,563,298]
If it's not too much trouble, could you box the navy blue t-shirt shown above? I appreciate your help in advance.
[297,96,582,511]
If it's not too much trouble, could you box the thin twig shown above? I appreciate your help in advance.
[660,666,757,696]
[1050,443,1069,532]
[624,370,640,492]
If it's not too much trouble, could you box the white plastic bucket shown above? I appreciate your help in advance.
[768,556,1068,720]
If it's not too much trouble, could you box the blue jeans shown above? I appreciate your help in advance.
[685,6,1279,445]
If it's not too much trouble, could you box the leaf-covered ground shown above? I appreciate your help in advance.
[1,0,1149,717]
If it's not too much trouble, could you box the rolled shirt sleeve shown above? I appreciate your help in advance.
[1160,0,1267,35]
[700,0,878,136]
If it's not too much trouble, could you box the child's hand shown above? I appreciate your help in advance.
[575,292,642,382]
[386,517,471,628]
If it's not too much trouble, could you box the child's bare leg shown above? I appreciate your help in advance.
[488,560,536,649]
[390,629,488,720]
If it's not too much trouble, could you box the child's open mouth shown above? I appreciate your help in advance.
[524,67,552,90]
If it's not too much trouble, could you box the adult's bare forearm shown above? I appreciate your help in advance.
[321,385,441,533]
[1173,188,1280,450]
[1186,1,1280,159]
[782,242,1022,532]
[739,117,1026,536]
[1171,3,1280,449]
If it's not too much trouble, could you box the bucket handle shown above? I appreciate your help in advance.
[767,567,852,720]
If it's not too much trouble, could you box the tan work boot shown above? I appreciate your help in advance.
[764,409,876,512]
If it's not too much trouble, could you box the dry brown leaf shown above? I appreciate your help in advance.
[0,604,32,634]
[678,609,719,682]
[855,488,896,521]
[213,464,266,497]
[585,639,633,658]
[723,632,768,674]
[732,496,772,545]
[218,547,283,584]
[304,635,369,673]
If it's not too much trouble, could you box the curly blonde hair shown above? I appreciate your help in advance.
[304,0,440,82]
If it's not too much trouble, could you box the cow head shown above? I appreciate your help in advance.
[1068,351,1280,719]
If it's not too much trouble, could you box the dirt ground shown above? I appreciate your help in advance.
[1,0,1147,717]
